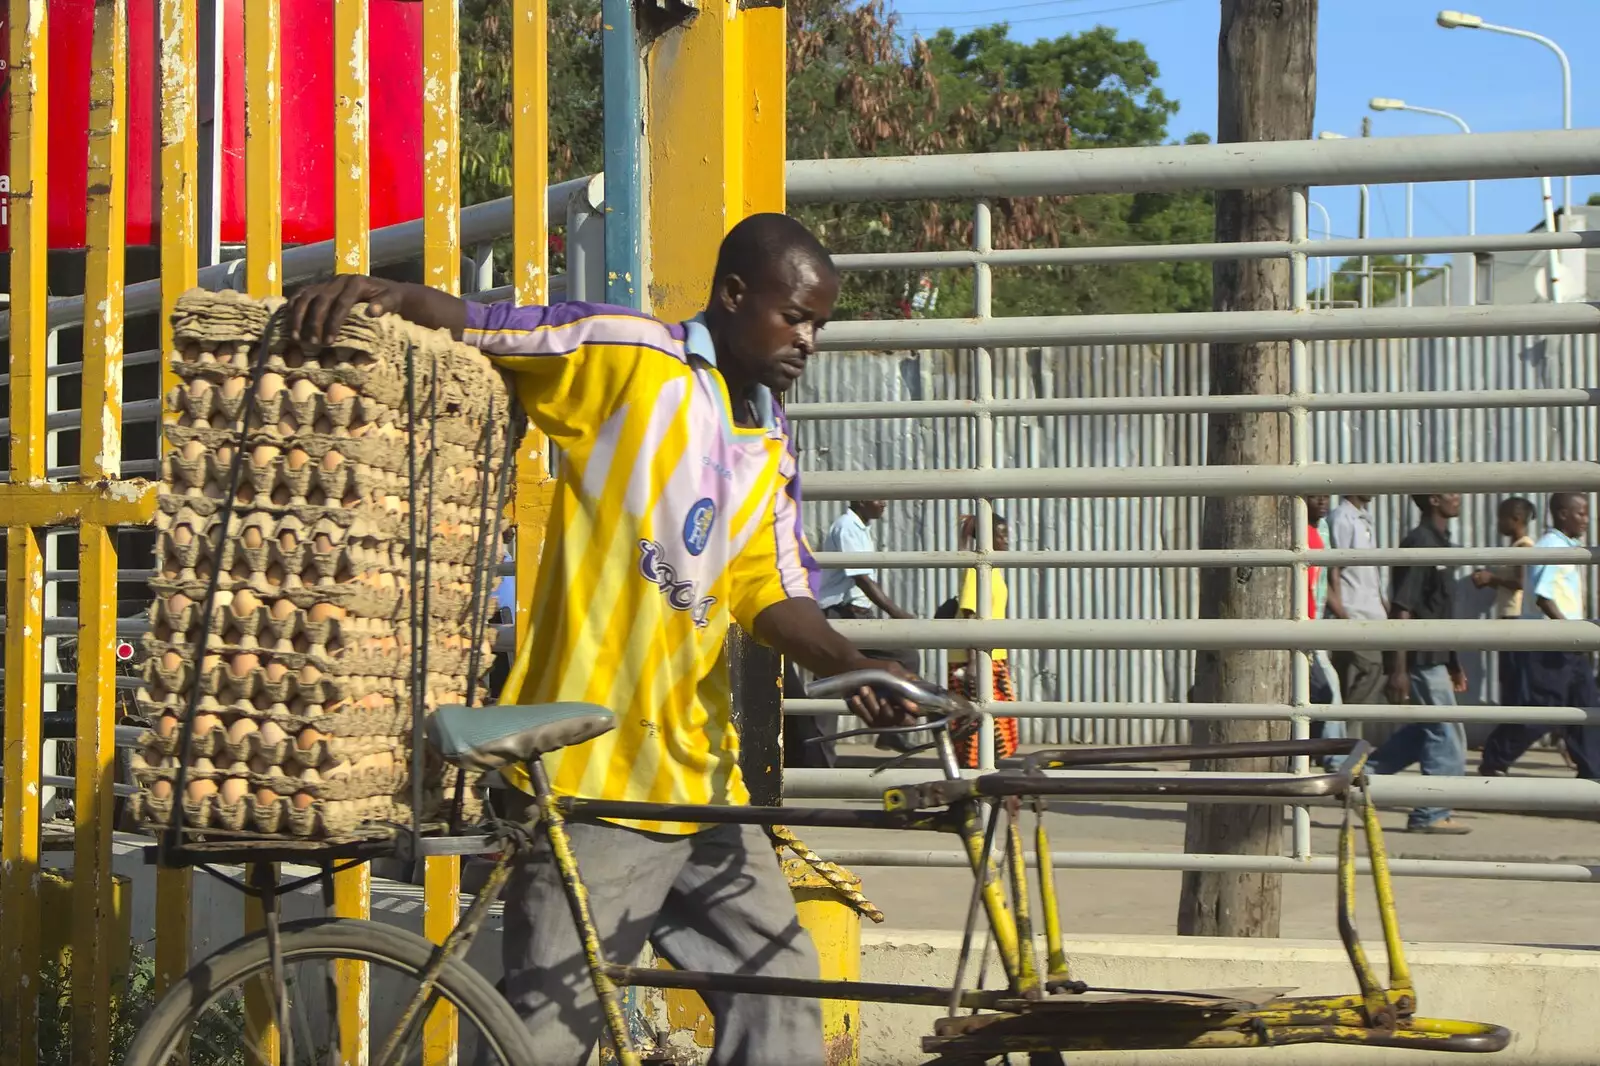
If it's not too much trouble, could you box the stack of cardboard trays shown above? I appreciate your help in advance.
[129,289,509,841]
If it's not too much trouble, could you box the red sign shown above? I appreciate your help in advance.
[1,0,423,251]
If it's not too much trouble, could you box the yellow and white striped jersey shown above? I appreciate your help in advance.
[464,300,817,833]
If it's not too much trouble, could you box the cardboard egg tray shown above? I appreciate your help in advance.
[129,289,509,842]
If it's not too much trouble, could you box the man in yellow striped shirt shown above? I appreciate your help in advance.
[289,214,916,1065]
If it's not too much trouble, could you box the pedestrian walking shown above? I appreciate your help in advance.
[1480,493,1600,779]
[1471,496,1534,710]
[1305,495,1345,754]
[948,513,1019,768]
[1324,494,1388,710]
[1368,493,1470,834]
[790,500,920,765]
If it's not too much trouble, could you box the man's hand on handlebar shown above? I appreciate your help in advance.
[843,658,923,729]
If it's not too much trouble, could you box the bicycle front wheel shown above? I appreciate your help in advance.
[123,917,535,1066]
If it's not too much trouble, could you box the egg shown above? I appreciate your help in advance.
[258,721,287,749]
[320,450,344,471]
[232,588,260,616]
[185,778,218,803]
[327,382,355,404]
[307,603,344,623]
[264,662,290,684]
[156,714,180,739]
[291,791,315,811]
[226,718,259,745]
[180,439,207,463]
[271,599,297,621]
[228,653,259,679]
[289,379,317,403]
[168,591,193,615]
[295,726,325,752]
[221,376,246,400]
[287,447,311,471]
[149,779,173,801]
[220,778,249,805]
[256,372,286,402]
[251,444,281,468]
[240,525,264,550]
[192,713,221,738]
[255,787,280,807]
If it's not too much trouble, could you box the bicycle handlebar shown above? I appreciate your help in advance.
[805,669,976,719]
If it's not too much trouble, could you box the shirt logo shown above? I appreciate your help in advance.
[638,539,716,628]
[683,497,717,557]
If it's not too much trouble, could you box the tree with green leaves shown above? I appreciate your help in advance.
[1318,254,1443,307]
[458,0,1212,316]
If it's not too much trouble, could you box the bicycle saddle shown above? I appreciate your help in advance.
[427,703,616,771]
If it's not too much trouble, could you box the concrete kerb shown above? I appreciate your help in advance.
[859,930,1600,1065]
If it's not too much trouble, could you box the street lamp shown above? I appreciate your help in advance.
[1436,10,1571,217]
[1317,132,1372,307]
[1369,97,1478,304]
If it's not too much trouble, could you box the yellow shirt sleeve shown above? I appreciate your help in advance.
[463,302,673,447]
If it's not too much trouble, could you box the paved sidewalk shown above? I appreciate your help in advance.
[794,747,1600,948]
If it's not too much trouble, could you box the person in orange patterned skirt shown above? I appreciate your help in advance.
[946,513,1018,768]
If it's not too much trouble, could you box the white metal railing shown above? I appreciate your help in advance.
[777,128,1600,884]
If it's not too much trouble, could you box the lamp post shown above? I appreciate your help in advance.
[1369,98,1478,304]
[1319,132,1371,307]
[1309,199,1333,304]
[1438,10,1570,301]
[1437,11,1571,216]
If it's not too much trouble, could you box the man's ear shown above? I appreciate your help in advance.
[717,273,747,315]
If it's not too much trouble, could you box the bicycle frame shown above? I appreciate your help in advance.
[391,734,1507,1065]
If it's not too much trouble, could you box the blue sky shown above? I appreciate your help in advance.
[886,0,1600,249]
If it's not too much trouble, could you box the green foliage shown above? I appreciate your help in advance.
[457,0,1212,316]
[1319,254,1442,307]
[38,947,246,1066]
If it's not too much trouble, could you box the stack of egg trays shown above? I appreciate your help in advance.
[129,288,511,840]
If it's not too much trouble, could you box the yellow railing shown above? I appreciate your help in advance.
[0,0,779,1059]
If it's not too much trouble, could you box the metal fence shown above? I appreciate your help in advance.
[776,129,1600,881]
[789,330,1600,746]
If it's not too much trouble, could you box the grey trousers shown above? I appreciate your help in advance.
[500,818,826,1066]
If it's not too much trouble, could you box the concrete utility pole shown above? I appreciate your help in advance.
[1178,0,1316,939]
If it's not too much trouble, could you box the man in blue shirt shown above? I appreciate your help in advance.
[1480,492,1600,778]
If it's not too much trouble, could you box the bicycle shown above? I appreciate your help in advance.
[124,668,1510,1065]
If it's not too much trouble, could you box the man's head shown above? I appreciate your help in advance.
[1497,496,1534,538]
[704,214,839,396]
[992,514,1011,552]
[1305,494,1331,524]
[850,500,887,522]
[1345,494,1372,507]
[1411,492,1463,520]
[1549,492,1589,538]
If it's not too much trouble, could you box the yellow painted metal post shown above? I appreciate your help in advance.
[75,0,128,1061]
[510,0,551,638]
[741,4,785,218]
[0,0,49,1060]
[333,2,373,1062]
[155,0,199,998]
[242,0,283,1055]
[422,0,461,1057]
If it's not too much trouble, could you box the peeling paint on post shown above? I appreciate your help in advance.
[333,0,373,1059]
[74,0,129,1060]
[1,0,50,1057]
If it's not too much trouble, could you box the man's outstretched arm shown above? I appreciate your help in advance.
[752,598,920,728]
[286,276,468,344]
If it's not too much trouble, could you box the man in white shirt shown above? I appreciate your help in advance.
[816,500,914,622]
[787,501,918,765]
